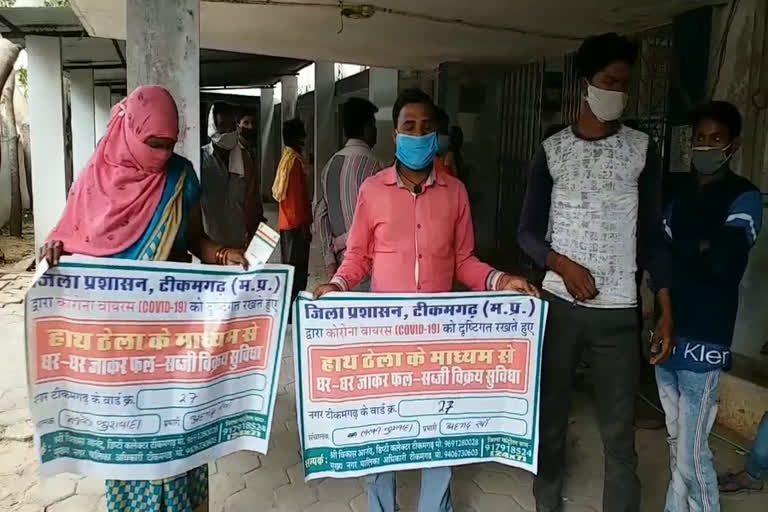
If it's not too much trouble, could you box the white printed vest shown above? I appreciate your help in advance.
[542,126,649,308]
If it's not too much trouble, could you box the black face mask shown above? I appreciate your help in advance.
[239,128,256,140]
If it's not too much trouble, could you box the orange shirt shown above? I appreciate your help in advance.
[278,159,312,230]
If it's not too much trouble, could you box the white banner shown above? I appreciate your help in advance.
[293,291,547,480]
[25,257,293,480]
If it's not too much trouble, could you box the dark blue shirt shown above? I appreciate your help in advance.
[662,171,762,372]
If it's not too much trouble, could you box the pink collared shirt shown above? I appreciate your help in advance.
[331,166,504,293]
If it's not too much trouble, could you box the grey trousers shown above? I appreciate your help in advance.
[368,467,453,512]
[534,293,640,512]
[334,250,369,291]
[280,226,310,303]
[353,276,371,292]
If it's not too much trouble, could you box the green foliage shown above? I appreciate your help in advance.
[16,67,26,89]
[0,0,16,8]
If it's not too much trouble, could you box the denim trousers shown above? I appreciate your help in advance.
[368,467,453,512]
[746,412,768,480]
[656,366,721,512]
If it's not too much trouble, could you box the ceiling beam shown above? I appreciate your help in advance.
[94,79,127,86]
[65,63,124,70]
[200,84,273,90]
[112,39,126,67]
[1,29,86,40]
[0,13,22,34]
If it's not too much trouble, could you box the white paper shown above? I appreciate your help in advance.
[245,223,280,267]
[27,258,50,292]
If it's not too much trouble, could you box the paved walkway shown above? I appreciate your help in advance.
[1,242,764,511]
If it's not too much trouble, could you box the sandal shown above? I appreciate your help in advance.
[719,471,764,494]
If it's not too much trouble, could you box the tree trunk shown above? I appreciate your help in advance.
[1,70,21,235]
[12,65,32,209]
[22,126,32,209]
[0,36,18,93]
[0,35,19,233]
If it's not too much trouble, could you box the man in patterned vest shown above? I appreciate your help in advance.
[518,33,674,512]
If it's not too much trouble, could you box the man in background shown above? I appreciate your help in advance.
[201,102,263,249]
[449,125,467,184]
[273,118,312,302]
[720,411,767,493]
[314,97,382,283]
[238,108,259,160]
[434,107,458,177]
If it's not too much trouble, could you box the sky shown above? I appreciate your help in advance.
[206,63,368,100]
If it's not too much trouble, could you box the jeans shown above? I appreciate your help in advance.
[534,294,640,512]
[368,467,453,512]
[656,366,721,512]
[746,412,768,480]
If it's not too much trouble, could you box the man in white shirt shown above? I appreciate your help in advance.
[201,102,263,248]
[314,98,382,283]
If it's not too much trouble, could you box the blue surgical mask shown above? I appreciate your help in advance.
[396,132,438,171]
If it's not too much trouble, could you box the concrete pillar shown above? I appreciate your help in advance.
[127,0,200,172]
[280,75,299,126]
[69,69,95,180]
[26,36,67,249]
[368,67,398,164]
[259,87,276,200]
[313,61,336,203]
[94,86,111,141]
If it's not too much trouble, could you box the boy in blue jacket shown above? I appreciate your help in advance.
[657,101,763,512]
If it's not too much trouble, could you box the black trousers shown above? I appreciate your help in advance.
[534,294,641,512]
[280,226,310,303]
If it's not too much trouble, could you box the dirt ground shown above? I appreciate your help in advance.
[0,212,35,269]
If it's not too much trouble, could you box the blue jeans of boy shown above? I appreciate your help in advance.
[745,412,768,480]
[656,366,721,512]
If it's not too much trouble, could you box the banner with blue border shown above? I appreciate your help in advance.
[25,257,293,480]
[292,291,547,480]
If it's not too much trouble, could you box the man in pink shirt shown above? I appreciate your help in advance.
[314,89,537,512]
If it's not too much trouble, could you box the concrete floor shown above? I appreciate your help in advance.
[0,207,765,511]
